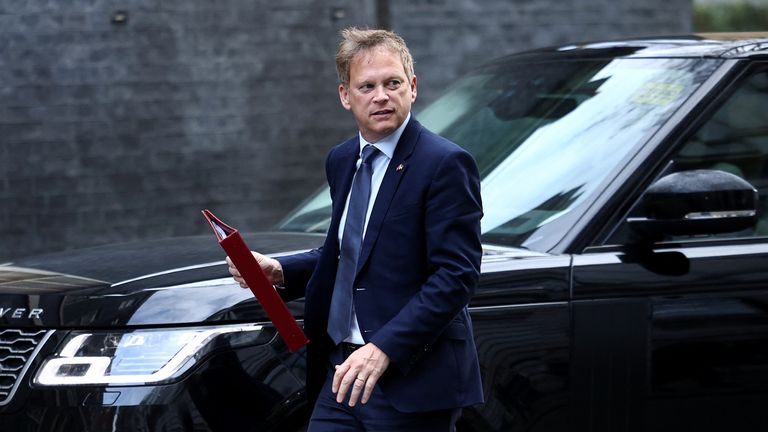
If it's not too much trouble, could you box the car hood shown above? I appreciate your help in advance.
[8,232,325,285]
[0,232,324,328]
[1,234,542,328]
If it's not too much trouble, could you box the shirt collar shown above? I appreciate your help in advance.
[358,112,411,160]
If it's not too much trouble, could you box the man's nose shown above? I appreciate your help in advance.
[372,86,389,103]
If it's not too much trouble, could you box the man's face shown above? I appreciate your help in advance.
[339,47,417,143]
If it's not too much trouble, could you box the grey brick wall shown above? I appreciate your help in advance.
[1,0,692,261]
[391,0,693,104]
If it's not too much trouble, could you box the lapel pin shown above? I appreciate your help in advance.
[396,163,405,172]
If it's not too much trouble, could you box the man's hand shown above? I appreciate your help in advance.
[332,343,390,407]
[226,252,283,289]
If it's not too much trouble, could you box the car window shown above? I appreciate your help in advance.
[427,58,715,251]
[610,65,768,243]
[279,57,719,252]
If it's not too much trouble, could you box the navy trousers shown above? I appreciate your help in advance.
[307,348,461,432]
[307,346,461,432]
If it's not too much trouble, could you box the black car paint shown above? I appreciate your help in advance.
[1,334,308,431]
[572,240,768,431]
[3,36,768,431]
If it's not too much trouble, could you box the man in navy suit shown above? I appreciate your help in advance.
[229,27,483,431]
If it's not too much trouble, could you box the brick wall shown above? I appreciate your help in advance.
[0,0,691,261]
[391,0,693,103]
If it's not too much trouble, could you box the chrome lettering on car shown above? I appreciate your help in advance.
[0,308,43,319]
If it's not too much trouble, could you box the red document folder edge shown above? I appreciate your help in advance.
[202,209,309,352]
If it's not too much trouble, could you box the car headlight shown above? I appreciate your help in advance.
[34,324,265,386]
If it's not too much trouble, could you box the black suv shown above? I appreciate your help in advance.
[3,35,768,431]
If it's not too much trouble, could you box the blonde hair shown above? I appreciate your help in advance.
[335,27,415,86]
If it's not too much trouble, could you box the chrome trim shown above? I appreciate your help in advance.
[112,249,313,287]
[112,261,227,287]
[685,210,756,219]
[469,301,568,313]
[0,329,54,406]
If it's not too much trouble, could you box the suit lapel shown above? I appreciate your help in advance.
[356,118,421,275]
[328,138,360,250]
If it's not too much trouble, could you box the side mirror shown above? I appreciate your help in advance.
[627,169,758,239]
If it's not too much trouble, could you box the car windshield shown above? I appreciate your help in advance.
[277,54,720,251]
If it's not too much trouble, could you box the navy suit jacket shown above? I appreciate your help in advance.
[278,118,484,412]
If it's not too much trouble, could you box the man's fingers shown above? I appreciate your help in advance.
[349,368,381,406]
[333,346,389,406]
[347,374,367,407]
[329,344,391,406]
[360,377,376,404]
[226,256,250,288]
[227,265,246,287]
[332,363,350,394]
[226,258,241,277]
[335,369,358,404]
[359,368,383,404]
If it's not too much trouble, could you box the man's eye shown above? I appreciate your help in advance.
[386,81,401,90]
[360,84,374,92]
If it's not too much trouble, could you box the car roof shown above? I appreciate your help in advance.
[492,33,768,63]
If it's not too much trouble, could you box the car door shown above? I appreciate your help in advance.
[571,62,768,432]
[464,253,572,432]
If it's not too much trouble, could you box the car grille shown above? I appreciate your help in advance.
[0,329,50,404]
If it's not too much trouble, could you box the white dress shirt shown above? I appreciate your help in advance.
[337,112,411,344]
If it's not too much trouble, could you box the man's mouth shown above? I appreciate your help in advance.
[371,109,394,117]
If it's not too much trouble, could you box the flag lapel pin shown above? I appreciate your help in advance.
[395,163,405,172]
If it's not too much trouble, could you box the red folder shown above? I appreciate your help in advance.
[202,209,309,352]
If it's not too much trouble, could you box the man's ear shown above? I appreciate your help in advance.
[339,84,351,110]
[410,75,418,102]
